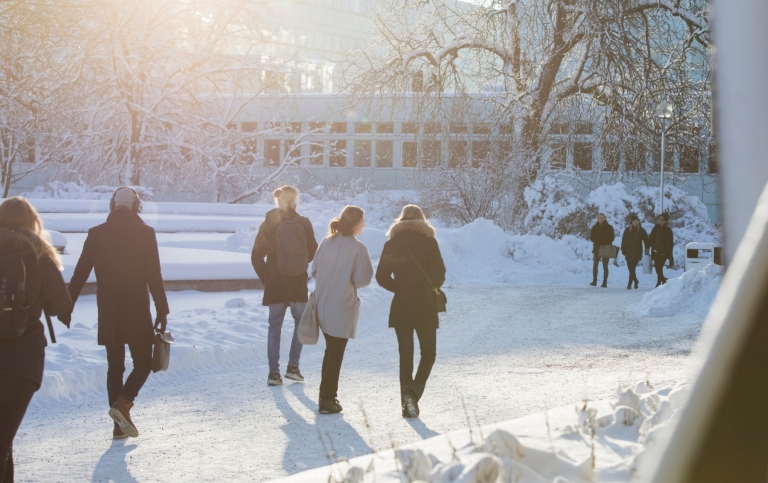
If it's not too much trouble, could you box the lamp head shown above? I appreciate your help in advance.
[656,101,674,119]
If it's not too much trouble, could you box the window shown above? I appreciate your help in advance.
[21,138,35,164]
[602,142,620,172]
[376,140,393,167]
[624,141,646,172]
[309,122,326,132]
[284,139,300,159]
[308,141,324,165]
[549,143,566,169]
[708,142,718,174]
[652,143,674,172]
[242,138,257,163]
[264,140,280,166]
[330,122,347,134]
[287,122,303,133]
[354,140,371,167]
[680,145,700,173]
[449,141,468,168]
[497,141,512,163]
[329,140,346,167]
[376,123,393,134]
[423,123,441,135]
[241,122,258,132]
[421,141,441,167]
[574,122,593,135]
[402,142,417,167]
[473,123,491,135]
[472,141,491,167]
[401,122,419,134]
[573,142,593,170]
[450,123,468,134]
[355,122,372,134]
[499,122,515,135]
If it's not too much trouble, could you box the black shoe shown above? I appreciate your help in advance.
[285,365,304,382]
[267,372,283,386]
[402,389,419,419]
[601,281,607,288]
[589,281,597,286]
[656,280,661,287]
[662,278,668,285]
[319,397,342,414]
[626,281,632,289]
[634,281,639,289]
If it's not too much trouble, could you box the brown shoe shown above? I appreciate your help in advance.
[113,422,128,440]
[109,396,139,438]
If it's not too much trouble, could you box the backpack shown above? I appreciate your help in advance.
[0,252,32,339]
[275,217,309,276]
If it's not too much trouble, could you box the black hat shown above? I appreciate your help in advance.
[659,212,670,221]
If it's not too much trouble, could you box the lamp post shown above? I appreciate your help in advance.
[655,101,674,214]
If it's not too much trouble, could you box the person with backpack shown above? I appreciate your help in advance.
[621,214,649,289]
[60,187,169,440]
[376,205,446,419]
[311,206,373,414]
[0,197,71,483]
[252,185,318,386]
[589,213,615,288]
[648,212,675,286]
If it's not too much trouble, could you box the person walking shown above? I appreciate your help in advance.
[311,206,373,414]
[648,212,675,286]
[376,205,446,419]
[252,185,318,387]
[0,197,72,482]
[62,187,169,439]
[589,213,615,288]
[621,214,649,289]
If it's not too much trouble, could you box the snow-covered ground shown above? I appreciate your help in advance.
[10,194,719,482]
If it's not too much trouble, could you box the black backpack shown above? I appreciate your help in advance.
[0,252,32,339]
[275,217,309,276]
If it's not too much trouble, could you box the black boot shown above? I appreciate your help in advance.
[601,280,607,288]
[318,391,342,414]
[589,280,597,286]
[626,281,632,289]
[634,279,639,289]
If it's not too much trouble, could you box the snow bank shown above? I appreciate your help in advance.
[634,263,724,318]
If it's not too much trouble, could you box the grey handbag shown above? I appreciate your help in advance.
[152,331,174,373]
[598,245,619,259]
[297,292,319,345]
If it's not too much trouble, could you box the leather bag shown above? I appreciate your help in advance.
[598,244,619,259]
[405,247,447,313]
[152,331,174,373]
[297,292,319,345]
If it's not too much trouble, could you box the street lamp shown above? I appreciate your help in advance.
[655,101,674,214]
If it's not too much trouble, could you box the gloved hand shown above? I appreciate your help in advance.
[58,312,72,329]
[154,314,168,333]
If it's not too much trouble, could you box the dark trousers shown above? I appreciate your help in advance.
[653,252,668,284]
[592,254,609,282]
[319,332,348,399]
[627,259,640,284]
[0,375,37,483]
[106,341,153,407]
[394,326,436,401]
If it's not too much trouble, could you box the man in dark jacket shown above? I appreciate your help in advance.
[648,212,675,286]
[252,186,317,387]
[589,213,615,287]
[61,187,169,439]
[621,214,649,289]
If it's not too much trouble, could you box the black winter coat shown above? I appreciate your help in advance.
[376,220,446,329]
[251,208,318,306]
[590,222,615,255]
[0,229,72,389]
[648,224,675,260]
[621,226,649,263]
[68,208,169,347]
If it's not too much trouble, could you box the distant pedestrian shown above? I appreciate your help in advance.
[648,212,675,286]
[311,206,373,414]
[621,214,649,289]
[63,187,169,439]
[252,185,318,387]
[376,205,446,419]
[589,213,615,288]
[0,197,71,482]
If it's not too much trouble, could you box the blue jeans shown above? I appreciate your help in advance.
[267,302,306,373]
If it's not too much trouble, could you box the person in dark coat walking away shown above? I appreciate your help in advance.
[62,187,169,439]
[621,214,649,289]
[311,206,373,414]
[648,212,675,286]
[0,197,71,482]
[376,205,446,419]
[589,213,615,287]
[252,185,318,387]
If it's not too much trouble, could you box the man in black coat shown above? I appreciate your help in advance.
[61,187,169,439]
[589,213,615,287]
[252,186,317,387]
[648,212,675,286]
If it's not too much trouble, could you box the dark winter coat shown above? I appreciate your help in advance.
[648,224,675,262]
[0,229,72,389]
[68,208,169,347]
[589,221,615,255]
[251,207,318,306]
[621,226,649,263]
[376,220,446,329]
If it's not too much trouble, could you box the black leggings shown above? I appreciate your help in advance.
[0,375,37,483]
[106,341,153,407]
[394,326,437,401]
[593,254,609,282]
[319,332,349,399]
[627,258,640,284]
[653,252,668,283]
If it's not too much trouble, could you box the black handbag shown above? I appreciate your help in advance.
[405,247,447,313]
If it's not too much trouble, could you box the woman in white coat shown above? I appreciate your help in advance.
[312,205,374,414]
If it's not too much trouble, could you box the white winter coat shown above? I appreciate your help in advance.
[311,234,374,339]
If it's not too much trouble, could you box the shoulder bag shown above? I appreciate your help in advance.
[405,247,447,313]
[297,292,319,345]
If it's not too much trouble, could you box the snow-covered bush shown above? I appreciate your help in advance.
[22,181,153,200]
[585,182,636,232]
[522,176,588,238]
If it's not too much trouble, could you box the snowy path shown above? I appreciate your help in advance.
[15,284,700,482]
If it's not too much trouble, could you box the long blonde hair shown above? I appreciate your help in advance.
[273,185,299,210]
[0,197,62,269]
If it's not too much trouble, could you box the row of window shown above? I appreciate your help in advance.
[235,121,515,135]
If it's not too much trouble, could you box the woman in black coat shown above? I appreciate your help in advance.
[648,212,675,286]
[621,214,649,289]
[589,213,615,287]
[376,205,446,419]
[0,197,71,482]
